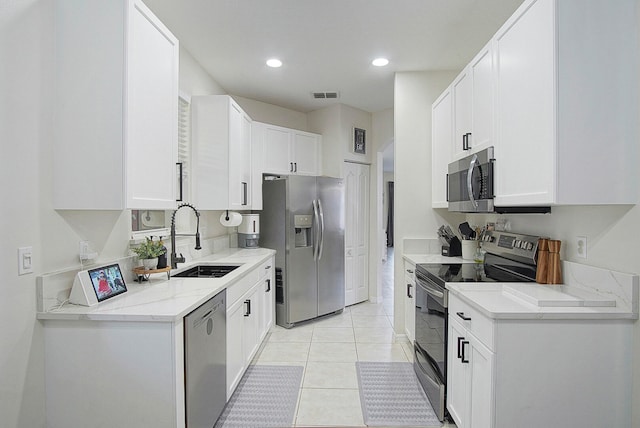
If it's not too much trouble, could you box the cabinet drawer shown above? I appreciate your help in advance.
[257,259,273,281]
[449,294,494,350]
[227,269,259,305]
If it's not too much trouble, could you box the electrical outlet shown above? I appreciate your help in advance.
[576,236,587,259]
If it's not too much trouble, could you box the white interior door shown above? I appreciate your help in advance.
[344,162,370,306]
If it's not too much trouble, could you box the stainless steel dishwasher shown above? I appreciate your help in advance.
[184,289,226,428]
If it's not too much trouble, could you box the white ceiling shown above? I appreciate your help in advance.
[143,0,524,114]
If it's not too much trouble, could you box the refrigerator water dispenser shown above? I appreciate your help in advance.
[294,215,313,247]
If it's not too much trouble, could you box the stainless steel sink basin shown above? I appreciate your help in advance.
[173,264,241,278]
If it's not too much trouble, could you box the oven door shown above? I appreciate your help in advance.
[447,147,494,213]
[414,273,447,421]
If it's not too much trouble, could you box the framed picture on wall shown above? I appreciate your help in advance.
[353,127,366,154]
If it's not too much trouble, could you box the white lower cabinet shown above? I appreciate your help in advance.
[447,313,494,428]
[403,261,416,342]
[447,293,633,427]
[226,258,274,399]
[40,255,275,428]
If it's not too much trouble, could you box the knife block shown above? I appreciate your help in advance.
[442,237,462,257]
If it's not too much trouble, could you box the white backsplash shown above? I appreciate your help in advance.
[562,260,639,316]
[403,238,441,255]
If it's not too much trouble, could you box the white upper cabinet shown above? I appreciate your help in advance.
[451,42,494,160]
[432,0,638,207]
[192,95,252,210]
[251,122,322,209]
[452,69,472,159]
[255,122,321,176]
[493,0,638,206]
[431,88,453,208]
[53,0,179,210]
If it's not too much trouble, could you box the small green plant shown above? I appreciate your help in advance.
[131,238,165,259]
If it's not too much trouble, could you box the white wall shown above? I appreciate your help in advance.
[393,70,464,334]
[1,1,51,426]
[232,95,308,131]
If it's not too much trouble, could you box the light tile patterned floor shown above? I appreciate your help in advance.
[250,248,458,427]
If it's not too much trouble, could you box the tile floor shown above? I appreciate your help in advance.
[249,248,458,427]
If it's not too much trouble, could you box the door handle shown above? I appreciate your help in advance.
[406,284,413,298]
[244,299,251,316]
[266,278,271,292]
[467,153,479,209]
[457,336,464,359]
[294,162,297,172]
[456,311,472,321]
[241,182,248,205]
[317,198,325,260]
[290,162,294,172]
[461,340,469,363]
[312,200,320,261]
[176,162,183,202]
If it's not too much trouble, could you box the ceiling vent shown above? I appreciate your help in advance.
[312,91,339,99]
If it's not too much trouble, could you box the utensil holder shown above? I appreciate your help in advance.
[461,239,478,260]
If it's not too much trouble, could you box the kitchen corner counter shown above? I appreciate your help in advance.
[37,248,275,323]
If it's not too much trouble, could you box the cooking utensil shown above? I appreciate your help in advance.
[458,222,475,240]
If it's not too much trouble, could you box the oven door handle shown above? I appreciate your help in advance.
[467,153,479,209]
[416,278,444,299]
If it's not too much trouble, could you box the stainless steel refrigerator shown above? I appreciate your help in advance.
[261,175,345,328]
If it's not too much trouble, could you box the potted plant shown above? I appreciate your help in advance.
[132,238,166,270]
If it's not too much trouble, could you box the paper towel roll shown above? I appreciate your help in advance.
[219,211,242,227]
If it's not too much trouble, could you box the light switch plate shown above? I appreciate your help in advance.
[18,246,33,275]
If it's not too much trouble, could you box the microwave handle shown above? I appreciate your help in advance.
[467,153,479,209]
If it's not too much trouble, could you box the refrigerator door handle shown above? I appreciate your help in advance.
[317,198,325,260]
[312,199,320,261]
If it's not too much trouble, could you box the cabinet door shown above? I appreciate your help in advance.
[470,44,494,153]
[292,131,320,175]
[468,334,494,428]
[447,318,470,428]
[260,265,274,340]
[228,103,251,209]
[226,298,245,399]
[452,69,473,159]
[494,0,555,206]
[404,262,416,342]
[126,0,178,209]
[263,125,292,174]
[431,89,453,208]
[242,287,260,364]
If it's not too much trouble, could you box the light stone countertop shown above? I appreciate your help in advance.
[37,248,275,323]
[447,282,638,320]
[403,253,468,265]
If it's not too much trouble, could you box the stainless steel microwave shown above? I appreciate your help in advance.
[447,147,495,213]
[446,147,551,214]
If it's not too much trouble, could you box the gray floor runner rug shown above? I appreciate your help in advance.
[215,364,303,428]
[356,361,442,427]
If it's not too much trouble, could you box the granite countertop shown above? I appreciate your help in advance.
[37,248,275,323]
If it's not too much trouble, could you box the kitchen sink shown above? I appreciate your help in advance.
[173,264,241,278]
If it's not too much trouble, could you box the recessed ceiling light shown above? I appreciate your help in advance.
[372,58,389,67]
[266,58,283,68]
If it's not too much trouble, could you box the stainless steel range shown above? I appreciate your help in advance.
[413,230,541,422]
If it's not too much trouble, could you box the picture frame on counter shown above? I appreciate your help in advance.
[353,127,366,154]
